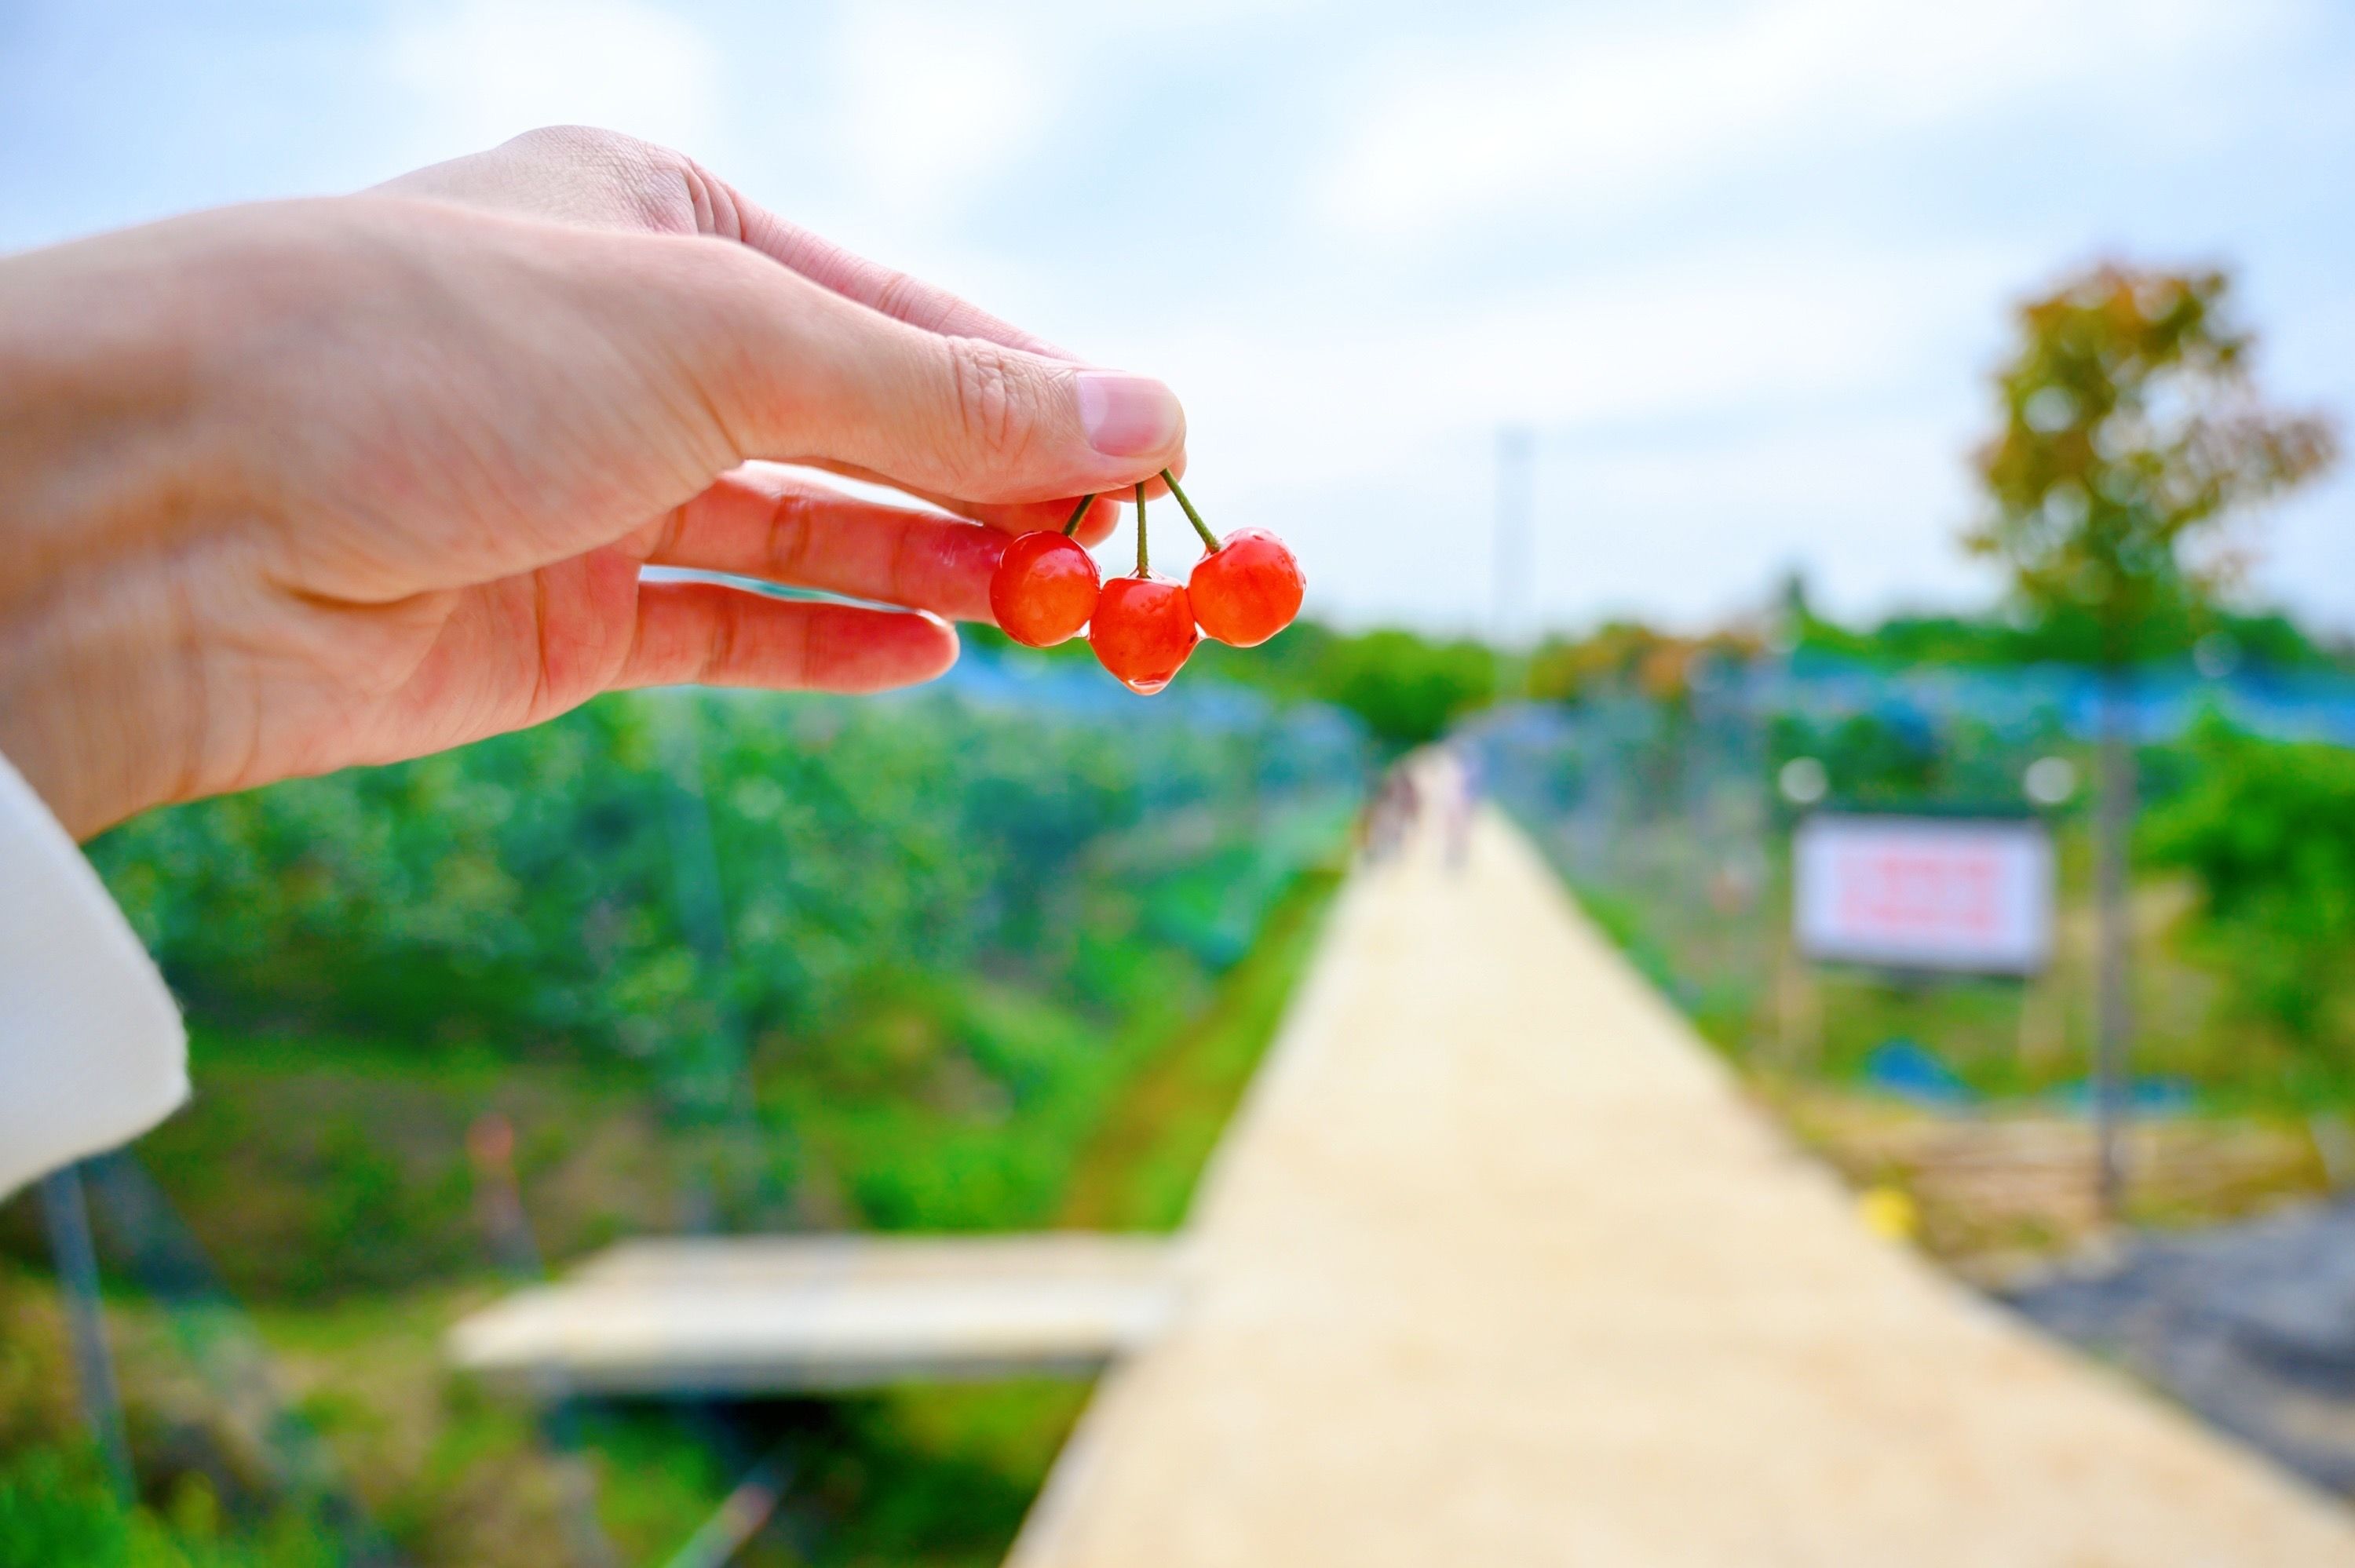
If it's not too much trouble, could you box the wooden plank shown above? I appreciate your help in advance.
[447,1234,1174,1395]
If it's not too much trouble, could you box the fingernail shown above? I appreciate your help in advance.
[1076,371,1183,457]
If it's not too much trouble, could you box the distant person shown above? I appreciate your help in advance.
[1441,744,1481,872]
[1365,764,1422,864]
[0,127,1189,1197]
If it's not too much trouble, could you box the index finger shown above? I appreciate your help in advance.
[385,129,1083,363]
[733,202,1079,360]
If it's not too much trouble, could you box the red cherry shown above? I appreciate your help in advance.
[1088,575,1199,694]
[1187,529,1304,647]
[990,531,1100,647]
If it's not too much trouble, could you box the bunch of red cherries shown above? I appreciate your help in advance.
[988,469,1305,694]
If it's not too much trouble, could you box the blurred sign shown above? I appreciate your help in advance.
[1793,814,2053,975]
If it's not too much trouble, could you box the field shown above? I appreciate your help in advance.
[9,621,2355,1563]
[0,676,1356,1568]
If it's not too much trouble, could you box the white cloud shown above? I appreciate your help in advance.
[1128,234,2029,478]
[381,0,720,164]
[807,0,1338,234]
[1318,0,2298,242]
[823,4,1068,224]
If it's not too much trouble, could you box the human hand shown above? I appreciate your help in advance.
[374,126,1149,546]
[0,128,1185,839]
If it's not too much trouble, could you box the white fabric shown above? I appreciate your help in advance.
[0,749,186,1198]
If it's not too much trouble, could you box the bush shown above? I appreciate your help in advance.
[2142,720,2355,1049]
[0,1446,338,1568]
[87,689,1360,1081]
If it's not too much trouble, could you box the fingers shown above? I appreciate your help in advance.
[384,127,1083,363]
[697,251,1188,507]
[649,465,1008,621]
[385,128,1192,516]
[793,464,1126,546]
[612,582,958,694]
[729,202,1077,360]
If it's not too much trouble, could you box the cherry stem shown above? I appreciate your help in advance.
[1134,482,1148,577]
[1161,469,1221,553]
[1061,494,1094,538]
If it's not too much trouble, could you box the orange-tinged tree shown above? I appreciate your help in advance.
[1970,264,2334,663]
[1970,262,2335,1214]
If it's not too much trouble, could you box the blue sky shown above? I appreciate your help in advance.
[5,0,2351,636]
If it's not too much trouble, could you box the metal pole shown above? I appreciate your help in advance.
[1493,425,1535,640]
[39,1163,133,1497]
[466,1117,620,1568]
[660,1444,796,1568]
[2092,673,2136,1221]
[651,694,786,1229]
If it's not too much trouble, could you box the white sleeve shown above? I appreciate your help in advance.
[0,749,187,1198]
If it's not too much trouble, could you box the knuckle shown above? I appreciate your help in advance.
[509,123,645,170]
[945,340,1039,462]
[509,125,710,236]
[884,516,924,606]
[677,159,746,242]
[871,267,927,326]
[765,493,821,582]
[707,590,748,683]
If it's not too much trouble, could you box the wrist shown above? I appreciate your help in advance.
[0,223,238,838]
[0,562,197,842]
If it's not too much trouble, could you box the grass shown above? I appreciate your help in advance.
[1058,856,1346,1230]
[0,1443,341,1568]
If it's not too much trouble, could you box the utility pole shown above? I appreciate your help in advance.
[2092,672,2136,1221]
[1492,425,1535,648]
[1492,425,1537,708]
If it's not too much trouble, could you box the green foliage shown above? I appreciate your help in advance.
[1182,621,1498,750]
[1059,860,1344,1230]
[88,690,1351,1077]
[1524,622,1760,706]
[93,1034,655,1297]
[1969,261,2335,665]
[1787,603,2348,672]
[971,618,1501,753]
[2143,721,2355,1048]
[792,1383,1093,1568]
[1765,707,2066,811]
[57,691,1359,1290]
[1298,629,1495,750]
[0,1446,338,1568]
[1568,885,1685,1012]
[1498,695,2355,1108]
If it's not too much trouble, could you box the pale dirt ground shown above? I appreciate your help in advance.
[1007,779,2355,1568]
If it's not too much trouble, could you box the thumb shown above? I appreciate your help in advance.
[700,247,1187,504]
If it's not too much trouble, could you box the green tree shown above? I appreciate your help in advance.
[1968,261,2335,1212]
[2143,720,2355,1057]
[1313,630,1497,751]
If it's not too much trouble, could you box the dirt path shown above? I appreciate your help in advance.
[1008,784,2355,1566]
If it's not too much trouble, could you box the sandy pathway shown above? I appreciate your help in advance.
[1008,797,2355,1567]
